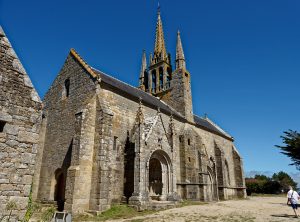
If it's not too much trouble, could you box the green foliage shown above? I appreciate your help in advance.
[254,174,269,181]
[272,171,297,191]
[5,201,17,211]
[276,130,300,170]
[262,180,281,194]
[246,171,298,195]
[74,204,156,221]
[23,185,33,222]
[0,200,18,222]
[41,206,56,222]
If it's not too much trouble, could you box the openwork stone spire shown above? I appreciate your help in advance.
[153,7,167,62]
[176,30,186,70]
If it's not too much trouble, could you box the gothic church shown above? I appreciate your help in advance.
[33,9,246,214]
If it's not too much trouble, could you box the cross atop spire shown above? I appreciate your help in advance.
[153,6,167,63]
[176,30,186,70]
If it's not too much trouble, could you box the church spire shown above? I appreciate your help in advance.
[139,50,147,89]
[153,6,167,63]
[176,30,186,70]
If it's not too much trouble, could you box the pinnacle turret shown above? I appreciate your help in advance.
[176,30,186,70]
[139,50,147,88]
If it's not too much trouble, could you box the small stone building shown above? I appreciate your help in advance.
[0,27,42,220]
[33,10,246,214]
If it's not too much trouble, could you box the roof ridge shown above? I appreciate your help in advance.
[205,117,233,139]
[91,67,183,117]
[70,48,98,79]
[91,67,140,92]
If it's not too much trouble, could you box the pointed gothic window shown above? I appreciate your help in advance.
[159,67,163,90]
[152,70,156,92]
[167,67,172,88]
[144,71,148,90]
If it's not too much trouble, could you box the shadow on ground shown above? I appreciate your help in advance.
[271,214,298,218]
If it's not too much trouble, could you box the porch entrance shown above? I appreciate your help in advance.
[148,150,172,201]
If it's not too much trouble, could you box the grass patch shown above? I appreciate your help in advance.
[73,204,156,221]
[249,193,286,197]
[179,200,207,207]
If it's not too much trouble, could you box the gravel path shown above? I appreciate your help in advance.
[110,196,299,222]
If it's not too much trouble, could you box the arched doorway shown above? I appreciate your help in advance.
[54,169,66,211]
[207,166,217,201]
[123,137,135,202]
[149,158,163,198]
[148,150,172,201]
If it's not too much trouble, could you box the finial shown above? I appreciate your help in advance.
[139,97,143,105]
[153,3,167,62]
[204,113,208,119]
[157,2,160,13]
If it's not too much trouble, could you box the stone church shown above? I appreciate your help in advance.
[31,9,246,214]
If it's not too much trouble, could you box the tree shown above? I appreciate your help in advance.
[254,174,269,181]
[272,171,297,192]
[276,130,300,170]
[246,171,298,195]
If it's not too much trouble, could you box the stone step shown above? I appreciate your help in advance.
[147,200,178,210]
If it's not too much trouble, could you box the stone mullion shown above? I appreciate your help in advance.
[148,72,152,93]
[163,66,167,90]
[156,68,159,93]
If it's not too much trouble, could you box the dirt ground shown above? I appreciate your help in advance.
[110,196,300,222]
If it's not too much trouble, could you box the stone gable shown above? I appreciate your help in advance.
[0,26,42,220]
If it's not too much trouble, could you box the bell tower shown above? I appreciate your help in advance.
[138,7,193,122]
[139,7,172,95]
[169,30,193,122]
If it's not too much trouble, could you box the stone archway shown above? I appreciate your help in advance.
[54,168,66,211]
[147,150,172,201]
[207,166,218,201]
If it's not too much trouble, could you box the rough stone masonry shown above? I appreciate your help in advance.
[0,7,246,220]
[0,26,42,220]
[33,8,246,215]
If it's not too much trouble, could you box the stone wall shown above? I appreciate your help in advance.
[0,27,42,220]
[35,50,246,214]
[161,68,193,122]
[35,52,98,213]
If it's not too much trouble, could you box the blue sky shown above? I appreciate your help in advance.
[1,0,300,176]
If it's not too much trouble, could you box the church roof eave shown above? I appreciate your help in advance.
[66,48,233,142]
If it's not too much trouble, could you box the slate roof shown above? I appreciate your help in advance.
[70,49,233,141]
[92,68,233,141]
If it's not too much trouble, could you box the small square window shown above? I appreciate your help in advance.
[0,121,6,132]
